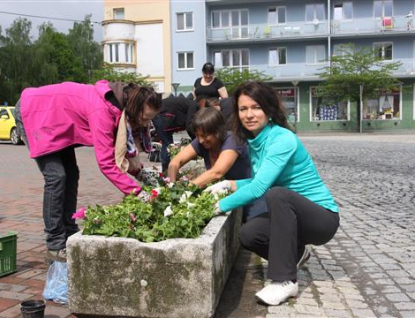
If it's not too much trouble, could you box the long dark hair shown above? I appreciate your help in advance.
[230,81,292,140]
[124,84,162,129]
[191,107,226,143]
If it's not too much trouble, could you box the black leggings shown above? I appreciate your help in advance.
[239,186,339,282]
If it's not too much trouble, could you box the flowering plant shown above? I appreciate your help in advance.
[73,180,222,243]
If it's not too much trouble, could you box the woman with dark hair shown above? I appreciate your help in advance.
[193,62,228,107]
[205,81,339,306]
[15,80,162,261]
[167,107,250,187]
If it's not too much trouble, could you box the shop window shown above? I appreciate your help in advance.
[310,87,348,121]
[276,88,298,122]
[363,88,400,120]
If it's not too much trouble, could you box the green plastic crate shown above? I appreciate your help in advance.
[0,232,17,277]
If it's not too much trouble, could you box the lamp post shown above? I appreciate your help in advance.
[171,83,180,96]
[291,81,299,133]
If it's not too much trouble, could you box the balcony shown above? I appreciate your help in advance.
[218,62,329,82]
[331,15,415,36]
[217,59,415,82]
[206,21,328,43]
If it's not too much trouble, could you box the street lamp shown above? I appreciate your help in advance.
[171,83,180,96]
[291,81,299,133]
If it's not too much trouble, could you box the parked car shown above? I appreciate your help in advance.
[0,106,24,145]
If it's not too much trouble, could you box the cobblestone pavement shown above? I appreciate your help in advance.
[0,133,414,318]
[265,134,415,318]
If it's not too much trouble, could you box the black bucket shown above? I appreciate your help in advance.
[20,300,46,318]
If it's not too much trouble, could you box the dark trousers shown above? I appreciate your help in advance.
[15,100,79,250]
[35,147,80,250]
[152,116,174,172]
[239,186,339,282]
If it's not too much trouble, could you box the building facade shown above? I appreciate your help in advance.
[102,0,171,94]
[104,0,415,132]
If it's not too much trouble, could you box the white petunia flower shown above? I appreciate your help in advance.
[164,205,173,217]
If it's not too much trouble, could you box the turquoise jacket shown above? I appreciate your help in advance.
[219,124,339,213]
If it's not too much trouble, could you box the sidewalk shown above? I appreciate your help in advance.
[0,143,266,318]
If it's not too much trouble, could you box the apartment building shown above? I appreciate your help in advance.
[104,0,415,132]
[102,0,171,94]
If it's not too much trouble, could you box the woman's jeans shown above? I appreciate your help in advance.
[15,100,79,251]
[239,186,340,282]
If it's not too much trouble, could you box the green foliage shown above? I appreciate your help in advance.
[318,43,402,103]
[0,16,103,105]
[216,67,272,95]
[81,181,219,243]
[89,63,153,86]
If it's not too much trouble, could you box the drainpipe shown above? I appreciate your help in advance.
[327,0,331,63]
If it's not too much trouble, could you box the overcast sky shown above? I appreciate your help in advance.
[0,0,104,42]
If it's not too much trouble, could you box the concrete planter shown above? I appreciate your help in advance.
[67,208,242,318]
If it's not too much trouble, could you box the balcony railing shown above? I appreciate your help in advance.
[331,15,415,35]
[206,15,415,43]
[217,59,415,81]
[206,21,328,42]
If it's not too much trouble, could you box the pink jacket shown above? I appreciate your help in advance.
[20,80,141,195]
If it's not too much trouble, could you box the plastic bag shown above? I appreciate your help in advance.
[42,261,68,304]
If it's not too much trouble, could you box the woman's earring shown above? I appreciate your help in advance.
[269,117,272,122]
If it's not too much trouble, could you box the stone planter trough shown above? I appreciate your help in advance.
[67,208,242,318]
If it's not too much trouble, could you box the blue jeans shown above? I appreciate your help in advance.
[152,115,174,172]
[15,100,79,250]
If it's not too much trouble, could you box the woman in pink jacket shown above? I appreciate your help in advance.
[14,80,162,261]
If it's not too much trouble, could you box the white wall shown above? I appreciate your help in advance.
[135,23,164,77]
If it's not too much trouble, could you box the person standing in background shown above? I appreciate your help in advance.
[152,96,199,171]
[193,62,228,108]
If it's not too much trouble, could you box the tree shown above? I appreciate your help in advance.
[318,43,402,131]
[67,15,103,82]
[216,67,272,95]
[89,63,153,86]
[0,18,34,104]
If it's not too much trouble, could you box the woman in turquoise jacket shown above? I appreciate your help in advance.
[205,81,339,306]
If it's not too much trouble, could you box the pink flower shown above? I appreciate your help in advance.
[130,213,137,222]
[151,188,160,199]
[72,207,86,220]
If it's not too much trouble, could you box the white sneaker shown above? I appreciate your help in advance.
[255,280,298,306]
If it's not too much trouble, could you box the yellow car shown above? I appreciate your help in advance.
[0,106,24,145]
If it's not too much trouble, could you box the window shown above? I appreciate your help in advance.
[214,49,249,70]
[374,42,393,60]
[306,45,326,64]
[106,42,134,64]
[374,0,393,18]
[333,44,353,56]
[268,7,286,25]
[363,88,400,120]
[333,2,353,20]
[113,8,125,19]
[211,10,248,28]
[269,48,287,65]
[310,87,348,121]
[178,52,194,70]
[177,12,193,31]
[276,88,298,122]
[305,4,325,22]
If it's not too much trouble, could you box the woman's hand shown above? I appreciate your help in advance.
[204,180,231,198]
